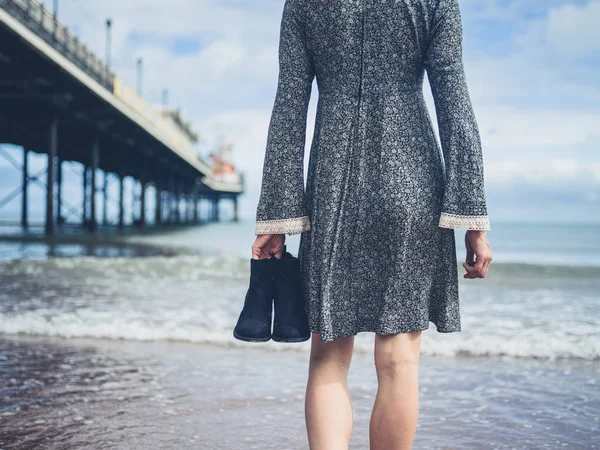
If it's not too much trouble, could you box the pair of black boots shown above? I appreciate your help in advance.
[233,245,310,343]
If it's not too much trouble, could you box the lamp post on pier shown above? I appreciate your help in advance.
[52,0,59,39]
[136,58,143,96]
[105,18,112,68]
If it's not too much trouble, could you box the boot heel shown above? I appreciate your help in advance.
[271,246,310,343]
[233,257,275,342]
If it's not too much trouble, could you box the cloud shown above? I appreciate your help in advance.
[531,1,600,59]
[448,0,600,147]
[10,0,598,225]
[433,0,600,224]
[486,158,600,188]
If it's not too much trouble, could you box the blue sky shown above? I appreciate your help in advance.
[1,0,599,224]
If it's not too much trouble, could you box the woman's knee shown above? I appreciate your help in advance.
[374,331,421,379]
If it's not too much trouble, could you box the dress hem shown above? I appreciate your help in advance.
[309,320,461,343]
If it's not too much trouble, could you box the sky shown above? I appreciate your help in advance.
[0,0,599,224]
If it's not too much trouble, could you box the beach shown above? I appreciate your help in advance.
[1,220,599,449]
[1,336,598,449]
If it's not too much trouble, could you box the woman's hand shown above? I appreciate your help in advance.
[252,234,285,260]
[463,230,492,279]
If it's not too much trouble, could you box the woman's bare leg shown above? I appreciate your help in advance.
[369,331,422,450]
[305,332,355,450]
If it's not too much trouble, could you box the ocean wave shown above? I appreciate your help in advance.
[480,261,600,278]
[1,311,597,362]
[1,254,598,362]
[2,254,600,278]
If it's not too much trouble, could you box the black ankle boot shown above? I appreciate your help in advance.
[271,246,310,343]
[233,256,275,342]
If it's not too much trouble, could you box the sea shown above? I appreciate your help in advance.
[0,220,598,449]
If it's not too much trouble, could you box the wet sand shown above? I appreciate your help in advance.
[1,335,598,450]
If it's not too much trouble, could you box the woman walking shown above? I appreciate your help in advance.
[252,0,492,448]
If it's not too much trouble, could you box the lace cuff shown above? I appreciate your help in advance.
[439,212,491,231]
[255,216,311,235]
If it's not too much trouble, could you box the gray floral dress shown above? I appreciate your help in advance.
[254,0,491,343]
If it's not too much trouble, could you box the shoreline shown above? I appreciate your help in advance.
[1,334,598,449]
[2,331,599,367]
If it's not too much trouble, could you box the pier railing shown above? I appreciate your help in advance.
[1,0,245,195]
[1,0,114,90]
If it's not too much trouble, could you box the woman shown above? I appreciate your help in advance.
[252,0,492,448]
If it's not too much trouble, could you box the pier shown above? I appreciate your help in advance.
[0,0,244,234]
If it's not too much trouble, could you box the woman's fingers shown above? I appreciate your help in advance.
[462,252,492,278]
[253,244,272,260]
[483,251,493,276]
[462,261,477,278]
[480,243,492,278]
[251,243,261,260]
[465,248,475,266]
[462,232,492,279]
[251,234,285,260]
[251,235,269,260]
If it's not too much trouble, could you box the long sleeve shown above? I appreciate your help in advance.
[254,0,314,235]
[424,0,491,231]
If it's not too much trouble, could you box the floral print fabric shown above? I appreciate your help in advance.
[255,0,491,342]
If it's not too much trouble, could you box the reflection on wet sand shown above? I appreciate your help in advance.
[1,336,598,450]
[1,338,161,449]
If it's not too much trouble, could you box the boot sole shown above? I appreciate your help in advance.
[233,330,272,342]
[271,335,310,343]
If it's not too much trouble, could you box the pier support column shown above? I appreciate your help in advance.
[56,157,63,225]
[170,191,176,224]
[204,196,209,223]
[155,182,162,226]
[181,192,186,224]
[183,193,188,224]
[169,176,176,224]
[198,194,206,223]
[165,190,171,223]
[118,171,125,230]
[82,165,88,226]
[233,195,239,222]
[185,192,192,224]
[139,178,146,228]
[102,171,108,226]
[21,147,28,228]
[193,193,198,223]
[200,195,204,223]
[90,138,99,233]
[213,194,220,222]
[174,185,181,224]
[131,179,137,225]
[119,149,127,230]
[45,119,58,235]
